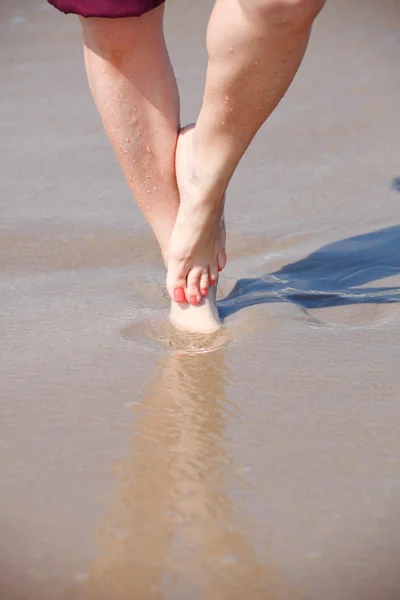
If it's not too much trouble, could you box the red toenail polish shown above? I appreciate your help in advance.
[210,280,215,286]
[201,288,207,296]
[218,267,223,272]
[189,295,198,304]
[174,288,186,303]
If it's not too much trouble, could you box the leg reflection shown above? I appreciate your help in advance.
[85,350,281,599]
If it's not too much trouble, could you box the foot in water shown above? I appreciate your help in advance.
[166,125,227,332]
[169,281,221,333]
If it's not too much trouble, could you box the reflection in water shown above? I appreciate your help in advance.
[82,349,282,600]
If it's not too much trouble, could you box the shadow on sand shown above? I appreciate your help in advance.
[218,226,400,320]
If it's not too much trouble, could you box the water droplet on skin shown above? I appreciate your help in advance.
[74,573,89,583]
[153,186,157,191]
[125,138,130,143]
[146,146,151,152]
[113,529,130,541]
[147,189,151,194]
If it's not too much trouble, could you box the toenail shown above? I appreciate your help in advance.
[174,288,186,303]
[210,280,215,286]
[218,267,223,272]
[201,289,207,296]
[189,295,198,304]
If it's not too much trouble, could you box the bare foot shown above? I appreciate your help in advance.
[166,125,226,333]
[166,125,227,305]
[169,282,221,334]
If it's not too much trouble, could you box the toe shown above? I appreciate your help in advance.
[217,250,227,272]
[166,260,189,303]
[209,263,219,286]
[199,269,210,297]
[186,267,202,304]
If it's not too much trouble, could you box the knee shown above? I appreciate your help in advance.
[241,0,326,30]
[81,17,143,63]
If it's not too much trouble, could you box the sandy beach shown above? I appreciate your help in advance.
[1,0,400,598]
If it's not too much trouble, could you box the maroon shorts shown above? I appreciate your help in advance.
[48,0,166,18]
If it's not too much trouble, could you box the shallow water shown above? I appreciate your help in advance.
[1,0,400,599]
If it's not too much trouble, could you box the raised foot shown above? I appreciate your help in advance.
[166,124,227,306]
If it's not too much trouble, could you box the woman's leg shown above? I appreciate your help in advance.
[81,5,223,331]
[167,0,325,304]
[81,5,179,257]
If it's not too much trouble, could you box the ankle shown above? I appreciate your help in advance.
[188,135,230,199]
[176,124,228,208]
[183,169,227,210]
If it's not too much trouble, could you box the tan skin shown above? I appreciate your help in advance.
[81,0,325,332]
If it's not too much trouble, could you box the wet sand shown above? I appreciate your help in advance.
[1,0,400,598]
